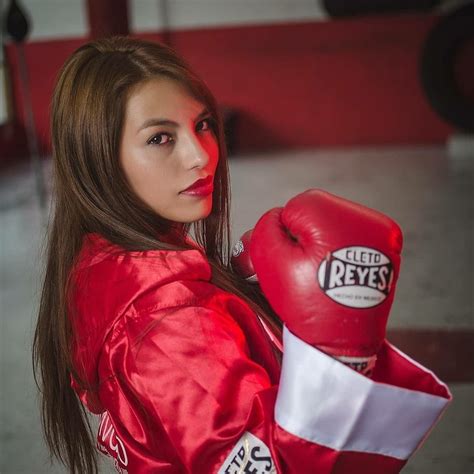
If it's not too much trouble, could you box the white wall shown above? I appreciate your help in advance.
[1,0,88,41]
[2,0,457,43]
[2,0,328,42]
[129,0,327,32]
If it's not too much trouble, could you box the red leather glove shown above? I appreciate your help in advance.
[232,189,403,377]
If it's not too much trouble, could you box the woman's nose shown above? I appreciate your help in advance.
[181,132,210,169]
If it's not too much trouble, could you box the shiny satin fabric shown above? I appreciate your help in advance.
[69,232,283,472]
[69,233,282,408]
[68,232,450,473]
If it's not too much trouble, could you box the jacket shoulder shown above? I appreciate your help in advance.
[72,233,213,317]
[69,233,221,400]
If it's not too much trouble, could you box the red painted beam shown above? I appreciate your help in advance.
[86,0,129,39]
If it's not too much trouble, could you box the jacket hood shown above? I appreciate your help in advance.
[69,232,211,413]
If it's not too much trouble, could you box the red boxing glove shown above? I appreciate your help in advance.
[248,189,403,377]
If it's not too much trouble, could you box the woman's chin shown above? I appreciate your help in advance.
[177,206,213,224]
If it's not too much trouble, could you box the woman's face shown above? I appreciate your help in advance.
[119,77,219,223]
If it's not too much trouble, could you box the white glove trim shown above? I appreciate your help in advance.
[275,326,452,460]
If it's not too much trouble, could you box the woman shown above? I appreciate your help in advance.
[32,36,450,474]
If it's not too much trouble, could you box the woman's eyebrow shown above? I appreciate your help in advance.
[138,107,210,132]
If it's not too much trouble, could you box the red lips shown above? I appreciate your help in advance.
[182,175,213,192]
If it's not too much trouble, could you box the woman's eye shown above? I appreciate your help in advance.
[147,118,215,146]
[147,133,173,146]
[198,117,215,133]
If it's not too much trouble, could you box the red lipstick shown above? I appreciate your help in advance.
[180,175,214,196]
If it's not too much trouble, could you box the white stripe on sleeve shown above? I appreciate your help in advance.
[275,326,451,460]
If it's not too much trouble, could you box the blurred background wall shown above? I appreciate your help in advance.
[0,1,472,473]
[2,0,472,166]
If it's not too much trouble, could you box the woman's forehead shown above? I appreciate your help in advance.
[125,78,205,128]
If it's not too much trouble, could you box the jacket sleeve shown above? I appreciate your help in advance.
[94,304,451,474]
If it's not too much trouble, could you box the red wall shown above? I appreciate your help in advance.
[3,38,86,161]
[1,14,453,163]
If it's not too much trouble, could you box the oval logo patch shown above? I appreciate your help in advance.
[317,246,394,308]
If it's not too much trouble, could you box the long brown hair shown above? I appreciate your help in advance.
[32,35,282,474]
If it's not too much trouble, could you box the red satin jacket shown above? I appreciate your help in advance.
[69,232,451,474]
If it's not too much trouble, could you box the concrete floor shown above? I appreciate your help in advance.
[0,145,472,473]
